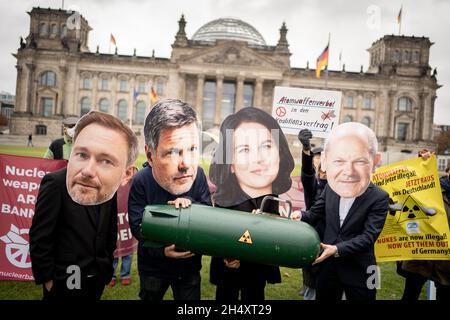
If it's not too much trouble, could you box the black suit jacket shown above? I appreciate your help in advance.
[301,182,389,287]
[30,167,118,285]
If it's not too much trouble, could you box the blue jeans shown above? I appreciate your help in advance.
[112,255,132,279]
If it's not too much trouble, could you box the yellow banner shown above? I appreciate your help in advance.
[372,155,450,262]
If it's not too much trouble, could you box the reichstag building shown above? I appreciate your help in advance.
[11,7,439,160]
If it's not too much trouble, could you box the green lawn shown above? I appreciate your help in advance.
[0,144,427,300]
[0,255,418,300]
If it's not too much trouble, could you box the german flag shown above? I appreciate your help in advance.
[110,33,117,46]
[316,44,329,78]
[150,86,158,105]
[397,5,402,25]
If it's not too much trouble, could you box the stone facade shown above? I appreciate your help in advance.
[11,7,440,161]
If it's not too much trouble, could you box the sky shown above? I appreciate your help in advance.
[0,0,449,125]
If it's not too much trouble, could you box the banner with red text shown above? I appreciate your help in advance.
[115,183,137,258]
[0,154,67,281]
[373,155,450,262]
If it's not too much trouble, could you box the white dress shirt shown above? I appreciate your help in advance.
[339,197,356,227]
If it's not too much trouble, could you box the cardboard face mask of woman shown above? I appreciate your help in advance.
[210,107,295,207]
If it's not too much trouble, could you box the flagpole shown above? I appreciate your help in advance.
[108,35,111,54]
[398,5,402,35]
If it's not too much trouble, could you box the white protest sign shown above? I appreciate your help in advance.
[272,86,342,138]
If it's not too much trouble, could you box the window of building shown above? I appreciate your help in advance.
[342,115,353,123]
[101,79,109,91]
[413,51,420,63]
[35,125,47,135]
[135,101,146,124]
[80,97,91,116]
[41,97,53,117]
[40,71,56,87]
[243,83,253,107]
[39,23,48,36]
[156,82,164,96]
[346,96,354,108]
[361,116,371,128]
[398,97,412,112]
[363,97,373,109]
[99,98,109,113]
[119,79,128,92]
[397,122,409,141]
[438,158,447,172]
[403,50,410,63]
[117,100,128,122]
[221,82,236,122]
[61,24,67,38]
[82,77,91,89]
[392,50,401,63]
[202,81,216,129]
[50,24,58,37]
[138,81,146,93]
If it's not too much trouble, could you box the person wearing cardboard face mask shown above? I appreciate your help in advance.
[43,116,79,160]
[128,99,212,301]
[209,107,295,301]
[298,122,389,301]
[30,111,138,300]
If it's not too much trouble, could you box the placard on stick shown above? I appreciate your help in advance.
[272,86,342,138]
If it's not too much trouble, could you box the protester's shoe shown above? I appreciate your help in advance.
[109,279,116,287]
[121,278,131,286]
[299,286,306,296]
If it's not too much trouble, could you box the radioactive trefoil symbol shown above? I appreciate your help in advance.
[397,195,430,223]
[0,224,31,268]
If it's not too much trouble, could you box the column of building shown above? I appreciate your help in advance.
[91,72,98,111]
[57,65,67,115]
[110,73,117,117]
[214,74,224,126]
[196,74,205,118]
[178,72,186,101]
[14,63,27,113]
[235,75,245,111]
[27,64,37,114]
[254,77,263,107]
[129,75,135,126]
[388,90,397,138]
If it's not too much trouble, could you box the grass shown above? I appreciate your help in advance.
[0,255,418,300]
[0,145,427,300]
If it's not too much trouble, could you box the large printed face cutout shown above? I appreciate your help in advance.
[231,122,280,199]
[322,134,380,198]
[66,124,132,205]
[148,123,200,195]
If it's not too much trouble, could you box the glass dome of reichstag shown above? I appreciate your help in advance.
[192,17,266,46]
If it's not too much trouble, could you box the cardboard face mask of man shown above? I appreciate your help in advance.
[66,122,135,206]
[321,123,381,198]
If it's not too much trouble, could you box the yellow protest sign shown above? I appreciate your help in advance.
[372,155,450,262]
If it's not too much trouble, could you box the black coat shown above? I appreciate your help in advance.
[301,183,389,288]
[210,195,282,287]
[300,151,327,288]
[30,167,118,285]
[128,165,212,278]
